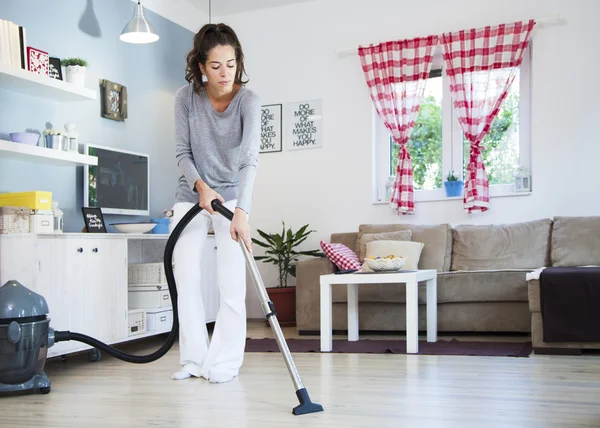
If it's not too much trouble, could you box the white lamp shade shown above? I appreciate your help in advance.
[120,1,159,44]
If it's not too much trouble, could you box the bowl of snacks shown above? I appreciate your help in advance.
[365,255,406,271]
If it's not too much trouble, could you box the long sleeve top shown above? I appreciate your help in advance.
[174,84,260,214]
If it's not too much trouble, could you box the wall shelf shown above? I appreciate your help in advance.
[0,64,96,101]
[0,139,97,166]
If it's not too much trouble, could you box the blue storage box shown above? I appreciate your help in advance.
[150,218,170,234]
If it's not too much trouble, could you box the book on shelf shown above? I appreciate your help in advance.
[0,18,27,70]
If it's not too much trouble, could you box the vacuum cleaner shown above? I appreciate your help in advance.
[0,199,323,416]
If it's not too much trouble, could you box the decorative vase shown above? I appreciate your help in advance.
[443,180,464,197]
[265,286,296,327]
[65,65,86,87]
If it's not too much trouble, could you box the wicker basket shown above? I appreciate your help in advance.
[0,206,31,234]
[128,262,170,285]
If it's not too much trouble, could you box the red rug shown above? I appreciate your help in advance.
[244,338,533,357]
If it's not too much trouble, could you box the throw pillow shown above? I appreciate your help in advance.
[320,241,362,271]
[356,230,412,262]
[362,240,425,271]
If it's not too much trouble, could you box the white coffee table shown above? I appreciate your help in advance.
[320,269,437,353]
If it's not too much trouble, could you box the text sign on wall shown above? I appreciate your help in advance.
[260,104,282,153]
[284,99,322,150]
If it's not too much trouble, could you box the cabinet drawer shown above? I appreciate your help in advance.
[128,287,171,309]
[146,309,173,333]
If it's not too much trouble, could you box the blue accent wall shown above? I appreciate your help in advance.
[0,0,195,232]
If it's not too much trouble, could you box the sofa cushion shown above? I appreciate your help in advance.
[363,240,424,271]
[320,241,361,271]
[357,223,452,272]
[356,230,412,262]
[551,216,600,266]
[451,219,552,271]
[331,270,529,304]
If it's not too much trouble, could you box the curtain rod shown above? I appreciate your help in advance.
[334,15,563,57]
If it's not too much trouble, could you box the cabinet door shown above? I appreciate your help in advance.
[83,238,128,343]
[0,235,38,288]
[36,237,86,357]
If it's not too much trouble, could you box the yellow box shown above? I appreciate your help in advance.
[0,191,53,211]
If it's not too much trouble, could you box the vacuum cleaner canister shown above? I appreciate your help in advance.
[0,280,54,394]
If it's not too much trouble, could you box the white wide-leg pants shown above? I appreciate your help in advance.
[170,199,247,379]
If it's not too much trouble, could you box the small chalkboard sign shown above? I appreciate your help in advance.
[81,207,107,233]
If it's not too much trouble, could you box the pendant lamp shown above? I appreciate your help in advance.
[120,0,159,44]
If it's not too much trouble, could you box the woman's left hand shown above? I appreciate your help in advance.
[230,208,252,252]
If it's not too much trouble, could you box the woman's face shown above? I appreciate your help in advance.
[200,44,237,94]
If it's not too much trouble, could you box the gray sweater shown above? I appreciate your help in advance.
[174,84,261,214]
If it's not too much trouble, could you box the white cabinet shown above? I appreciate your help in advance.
[0,233,221,359]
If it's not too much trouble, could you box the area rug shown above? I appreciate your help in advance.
[244,338,533,357]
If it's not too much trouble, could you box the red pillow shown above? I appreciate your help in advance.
[320,241,361,271]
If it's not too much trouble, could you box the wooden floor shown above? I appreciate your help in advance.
[2,321,600,428]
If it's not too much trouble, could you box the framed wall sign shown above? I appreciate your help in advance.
[283,99,323,151]
[100,79,128,122]
[81,207,107,233]
[260,104,282,153]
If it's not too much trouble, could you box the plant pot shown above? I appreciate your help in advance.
[443,180,464,197]
[65,65,86,87]
[265,286,296,327]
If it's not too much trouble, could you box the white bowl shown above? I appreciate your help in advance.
[111,222,157,234]
[365,256,406,271]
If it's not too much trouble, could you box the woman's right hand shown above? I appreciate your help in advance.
[195,180,225,214]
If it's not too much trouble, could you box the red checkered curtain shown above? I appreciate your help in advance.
[359,35,439,214]
[441,19,535,213]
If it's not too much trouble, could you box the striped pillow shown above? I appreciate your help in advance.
[320,241,361,271]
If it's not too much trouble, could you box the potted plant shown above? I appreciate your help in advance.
[61,57,88,87]
[443,170,464,197]
[252,222,324,326]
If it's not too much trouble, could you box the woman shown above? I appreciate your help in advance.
[170,23,260,383]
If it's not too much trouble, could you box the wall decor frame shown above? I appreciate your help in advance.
[100,79,128,121]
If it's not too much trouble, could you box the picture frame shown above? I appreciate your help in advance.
[99,79,128,122]
[283,99,323,151]
[48,57,62,80]
[81,207,107,233]
[27,47,49,76]
[260,104,282,153]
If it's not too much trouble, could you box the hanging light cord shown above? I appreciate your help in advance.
[209,0,212,23]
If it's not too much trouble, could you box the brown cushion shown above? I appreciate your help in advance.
[356,230,412,262]
[551,216,600,266]
[451,219,552,270]
[357,223,452,272]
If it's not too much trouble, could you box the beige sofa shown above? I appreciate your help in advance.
[296,219,554,334]
[527,216,600,353]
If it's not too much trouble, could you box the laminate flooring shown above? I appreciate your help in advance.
[1,321,600,428]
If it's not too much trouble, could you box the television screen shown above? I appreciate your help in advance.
[84,145,149,215]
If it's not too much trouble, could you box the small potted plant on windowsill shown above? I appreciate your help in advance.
[443,170,464,197]
[252,222,324,327]
[61,57,89,88]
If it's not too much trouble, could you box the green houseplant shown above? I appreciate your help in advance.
[252,222,324,326]
[443,170,464,197]
[61,57,88,88]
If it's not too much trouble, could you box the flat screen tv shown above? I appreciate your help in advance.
[83,144,150,216]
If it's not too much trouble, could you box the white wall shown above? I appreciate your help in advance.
[194,0,600,317]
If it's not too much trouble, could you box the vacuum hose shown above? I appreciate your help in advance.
[53,201,211,363]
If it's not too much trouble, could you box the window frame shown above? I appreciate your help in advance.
[373,45,532,204]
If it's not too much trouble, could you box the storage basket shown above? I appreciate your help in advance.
[128,262,171,285]
[0,206,31,234]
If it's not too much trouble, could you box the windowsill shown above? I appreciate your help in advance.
[373,190,532,205]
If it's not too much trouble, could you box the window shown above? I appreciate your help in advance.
[374,46,531,203]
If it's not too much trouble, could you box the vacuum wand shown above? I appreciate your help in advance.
[210,200,323,415]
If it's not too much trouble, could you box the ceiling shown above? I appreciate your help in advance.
[183,0,318,17]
